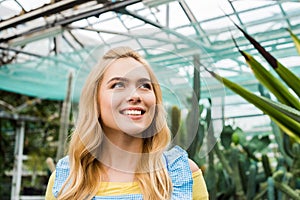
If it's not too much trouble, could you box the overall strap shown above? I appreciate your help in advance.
[52,156,70,198]
[163,145,193,200]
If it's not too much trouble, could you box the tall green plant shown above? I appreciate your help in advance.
[204,67,300,142]
[204,23,300,199]
[205,24,300,142]
[170,106,181,138]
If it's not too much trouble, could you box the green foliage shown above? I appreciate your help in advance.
[262,154,272,177]
[0,90,60,197]
[233,20,300,98]
[0,119,15,197]
[168,26,300,198]
[202,23,300,199]
[170,106,181,140]
[168,102,208,168]
[220,125,234,149]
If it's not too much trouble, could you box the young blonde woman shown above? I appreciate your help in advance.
[45,46,209,200]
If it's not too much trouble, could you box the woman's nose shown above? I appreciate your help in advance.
[127,89,141,104]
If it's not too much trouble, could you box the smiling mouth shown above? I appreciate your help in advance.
[120,109,146,115]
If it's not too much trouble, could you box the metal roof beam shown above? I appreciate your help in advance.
[0,0,142,43]
[116,8,211,51]
[0,0,96,31]
[54,0,142,27]
[117,8,163,29]
[0,45,43,58]
[178,0,210,45]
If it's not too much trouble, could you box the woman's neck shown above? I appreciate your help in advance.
[100,131,144,181]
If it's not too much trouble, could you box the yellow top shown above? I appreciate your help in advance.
[45,169,208,199]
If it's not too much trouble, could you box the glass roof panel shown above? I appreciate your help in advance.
[167,2,190,28]
[0,0,21,20]
[119,14,145,29]
[187,0,233,20]
[239,5,281,24]
[230,0,272,12]
[201,16,236,31]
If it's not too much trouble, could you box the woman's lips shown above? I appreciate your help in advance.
[119,108,146,121]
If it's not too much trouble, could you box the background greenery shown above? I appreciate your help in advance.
[0,90,60,199]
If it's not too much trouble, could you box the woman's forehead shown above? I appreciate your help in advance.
[103,57,151,79]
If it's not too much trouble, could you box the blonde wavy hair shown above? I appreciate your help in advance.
[58,46,172,200]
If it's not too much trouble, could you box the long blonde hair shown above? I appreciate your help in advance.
[58,46,172,200]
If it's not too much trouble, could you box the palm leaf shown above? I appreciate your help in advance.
[233,22,300,97]
[204,67,300,143]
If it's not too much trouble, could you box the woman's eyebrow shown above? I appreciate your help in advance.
[106,77,128,84]
[137,78,151,83]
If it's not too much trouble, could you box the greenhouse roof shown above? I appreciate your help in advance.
[0,0,300,110]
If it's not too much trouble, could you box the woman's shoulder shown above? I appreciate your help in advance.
[188,158,200,172]
[163,145,198,172]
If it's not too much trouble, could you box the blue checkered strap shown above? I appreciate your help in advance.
[52,156,70,198]
[163,145,193,200]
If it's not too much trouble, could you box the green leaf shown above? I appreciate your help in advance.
[260,96,300,123]
[287,28,300,55]
[273,61,300,98]
[220,125,235,149]
[241,51,300,110]
[248,135,271,152]
[233,23,300,98]
[205,68,300,143]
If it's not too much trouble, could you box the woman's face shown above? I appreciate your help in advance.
[98,57,156,136]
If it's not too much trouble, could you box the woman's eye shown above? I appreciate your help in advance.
[111,82,125,89]
[139,83,152,90]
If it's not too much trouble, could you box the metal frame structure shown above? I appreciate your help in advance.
[0,1,299,124]
[0,0,299,100]
[0,0,299,141]
[1,0,299,66]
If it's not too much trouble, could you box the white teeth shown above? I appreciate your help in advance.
[123,110,142,115]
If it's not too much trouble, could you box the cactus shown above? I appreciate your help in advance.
[186,103,206,162]
[271,121,293,167]
[204,149,217,200]
[170,105,181,145]
[291,143,300,189]
[246,163,257,200]
[253,188,267,200]
[267,177,275,200]
[238,156,249,193]
[214,143,233,177]
[231,148,246,199]
[216,162,235,199]
[273,170,300,200]
[274,180,300,200]
[262,154,272,177]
